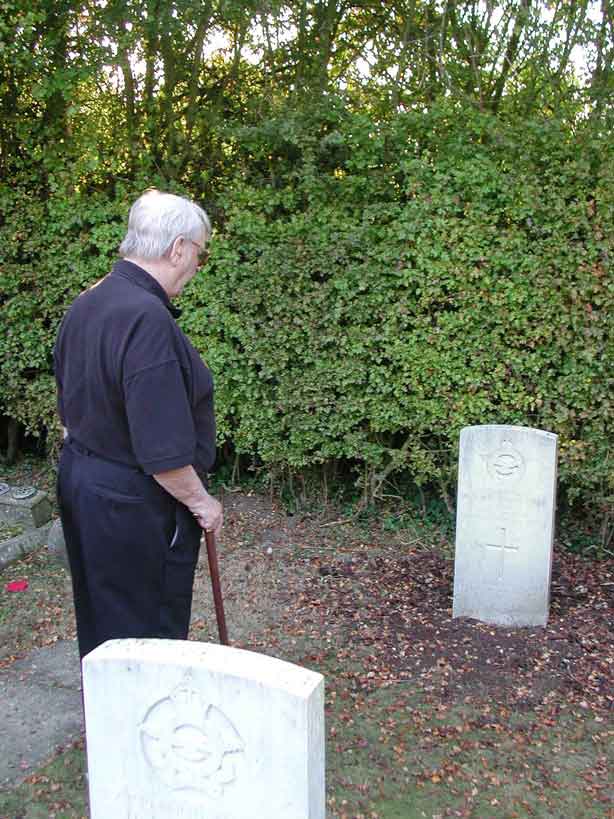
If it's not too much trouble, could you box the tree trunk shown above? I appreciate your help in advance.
[6,417,19,465]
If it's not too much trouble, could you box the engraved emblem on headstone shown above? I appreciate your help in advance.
[484,440,525,481]
[0,482,10,496]
[482,526,519,582]
[139,672,245,798]
[11,485,37,500]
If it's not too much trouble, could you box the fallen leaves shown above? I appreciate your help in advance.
[1,549,76,664]
[1,487,612,818]
[290,546,613,715]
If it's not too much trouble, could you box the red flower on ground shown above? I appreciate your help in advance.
[5,579,29,592]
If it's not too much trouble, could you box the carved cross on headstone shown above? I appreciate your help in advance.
[484,526,518,582]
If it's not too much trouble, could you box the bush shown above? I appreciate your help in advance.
[184,105,613,544]
[0,183,132,437]
[1,104,612,548]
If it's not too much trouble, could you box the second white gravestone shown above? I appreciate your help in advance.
[82,639,325,819]
[452,425,557,627]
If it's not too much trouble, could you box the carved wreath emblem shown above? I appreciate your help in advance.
[139,673,245,797]
[484,439,526,481]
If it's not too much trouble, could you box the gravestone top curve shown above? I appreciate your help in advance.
[84,638,323,698]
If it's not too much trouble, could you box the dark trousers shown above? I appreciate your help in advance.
[58,440,201,659]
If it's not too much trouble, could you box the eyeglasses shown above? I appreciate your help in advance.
[188,238,210,263]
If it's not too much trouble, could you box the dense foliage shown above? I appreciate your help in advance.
[0,1,612,547]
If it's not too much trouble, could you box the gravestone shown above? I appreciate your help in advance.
[46,518,70,570]
[0,484,55,569]
[0,520,55,570]
[82,639,325,819]
[0,483,53,530]
[452,425,557,627]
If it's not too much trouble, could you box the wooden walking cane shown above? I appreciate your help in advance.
[204,530,229,645]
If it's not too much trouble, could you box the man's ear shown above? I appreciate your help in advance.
[168,236,184,264]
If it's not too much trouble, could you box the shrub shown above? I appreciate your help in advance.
[1,105,611,548]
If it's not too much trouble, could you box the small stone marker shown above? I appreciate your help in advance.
[0,520,54,570]
[452,425,557,627]
[0,485,55,569]
[0,484,53,529]
[46,518,70,570]
[82,639,325,819]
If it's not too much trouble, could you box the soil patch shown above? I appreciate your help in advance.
[281,548,613,710]
[0,481,612,818]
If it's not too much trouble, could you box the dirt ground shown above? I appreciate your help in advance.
[0,460,612,817]
[193,490,613,712]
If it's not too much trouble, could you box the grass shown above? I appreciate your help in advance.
[0,523,25,543]
[0,455,74,658]
[0,741,87,819]
[0,548,75,660]
[325,679,611,818]
[0,456,611,818]
[2,675,608,819]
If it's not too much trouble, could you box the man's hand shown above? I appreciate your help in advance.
[190,493,223,536]
[153,465,223,536]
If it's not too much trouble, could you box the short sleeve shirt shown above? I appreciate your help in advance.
[53,260,216,476]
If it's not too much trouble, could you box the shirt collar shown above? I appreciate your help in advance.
[111,259,182,318]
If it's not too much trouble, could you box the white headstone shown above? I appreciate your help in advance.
[82,639,325,819]
[452,425,557,627]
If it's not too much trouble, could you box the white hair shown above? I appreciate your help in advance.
[119,189,212,260]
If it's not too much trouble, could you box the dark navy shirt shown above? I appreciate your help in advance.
[53,260,216,476]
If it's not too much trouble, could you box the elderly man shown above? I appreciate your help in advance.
[54,190,223,659]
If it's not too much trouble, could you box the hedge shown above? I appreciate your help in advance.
[1,105,612,544]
